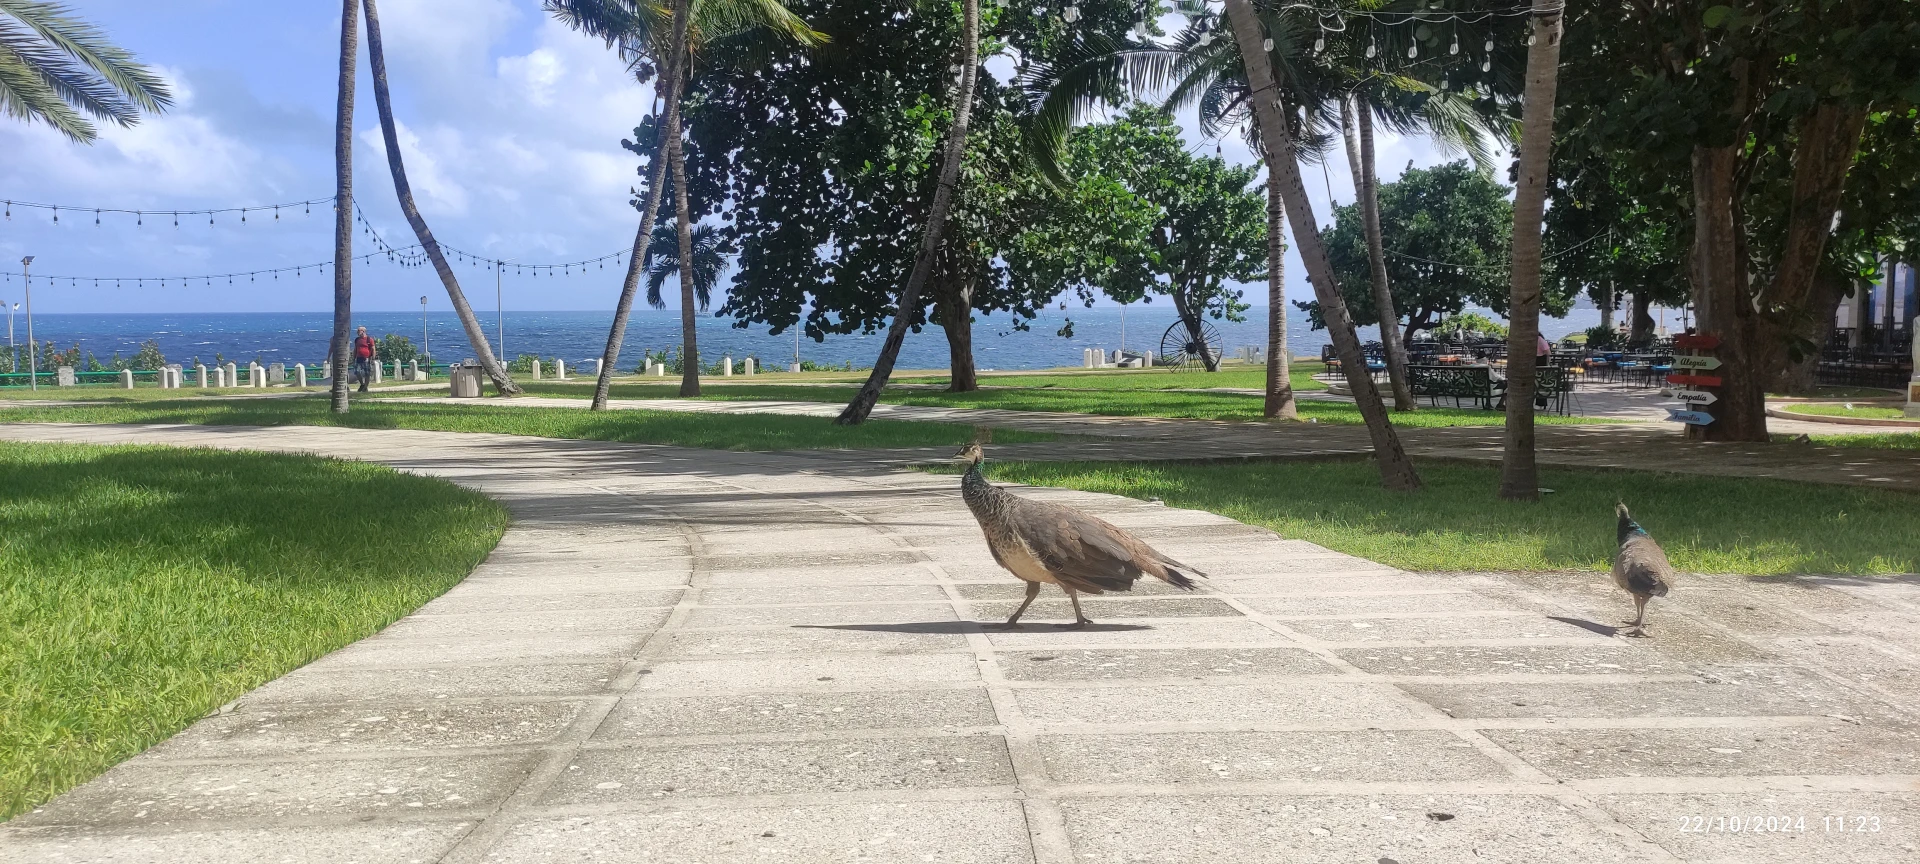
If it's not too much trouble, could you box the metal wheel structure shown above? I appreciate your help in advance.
[1158,320,1221,371]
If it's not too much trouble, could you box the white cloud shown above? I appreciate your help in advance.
[359,121,471,216]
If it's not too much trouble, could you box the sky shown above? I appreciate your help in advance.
[0,1,1476,315]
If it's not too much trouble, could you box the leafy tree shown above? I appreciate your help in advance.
[1543,149,1690,348]
[1557,0,1920,441]
[681,1,1150,395]
[0,0,172,142]
[132,339,164,370]
[1047,104,1266,371]
[376,334,417,363]
[1304,161,1516,345]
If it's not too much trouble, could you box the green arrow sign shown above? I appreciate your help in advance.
[1671,355,1723,370]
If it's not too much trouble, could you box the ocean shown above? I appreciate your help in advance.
[8,306,1608,373]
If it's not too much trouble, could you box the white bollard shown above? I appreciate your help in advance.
[722,355,733,377]
[744,358,756,376]
[1144,351,1153,368]
[1083,348,1094,368]
[530,359,541,380]
[120,369,134,389]
[322,360,331,382]
[249,363,262,388]
[371,361,382,385]
[295,363,308,387]
[592,359,603,377]
[652,362,666,377]
[196,363,209,388]
[789,362,802,373]
[223,363,237,388]
[1094,348,1108,368]
[554,358,566,380]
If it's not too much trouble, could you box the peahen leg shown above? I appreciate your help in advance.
[990,581,1041,630]
[1056,588,1092,630]
[1623,595,1649,637]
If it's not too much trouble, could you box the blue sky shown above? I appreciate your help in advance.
[0,1,1467,315]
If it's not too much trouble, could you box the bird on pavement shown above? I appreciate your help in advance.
[1612,502,1675,637]
[954,440,1202,629]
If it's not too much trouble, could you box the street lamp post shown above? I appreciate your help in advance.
[21,256,34,391]
[496,262,505,357]
[420,295,430,367]
[5,301,15,348]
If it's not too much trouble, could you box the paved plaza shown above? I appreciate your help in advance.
[0,423,1916,863]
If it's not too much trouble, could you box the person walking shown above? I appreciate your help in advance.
[353,326,377,393]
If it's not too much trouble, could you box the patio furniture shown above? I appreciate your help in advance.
[1408,364,1498,409]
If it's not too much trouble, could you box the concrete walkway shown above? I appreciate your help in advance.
[2,423,1917,863]
[384,394,1920,489]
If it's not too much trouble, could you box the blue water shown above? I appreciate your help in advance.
[10,306,1604,372]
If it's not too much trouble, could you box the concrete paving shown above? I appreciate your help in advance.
[1,423,1918,863]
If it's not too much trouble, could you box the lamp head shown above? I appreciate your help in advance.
[20,256,32,266]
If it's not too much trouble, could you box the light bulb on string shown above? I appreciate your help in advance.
[1528,30,1536,46]
[1481,58,1491,72]
[1313,35,1324,53]
[1263,37,1273,51]
[1408,43,1417,59]
[1062,4,1079,23]
[1450,33,1459,55]
[1484,38,1494,52]
[1366,36,1376,58]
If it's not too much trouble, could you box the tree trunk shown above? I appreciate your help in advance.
[362,0,519,396]
[1630,290,1654,345]
[330,0,358,414]
[1263,163,1296,419]
[1771,269,1848,394]
[1222,0,1419,491]
[1497,1,1564,502]
[836,0,978,425]
[1690,144,1767,441]
[1597,281,1614,334]
[938,276,978,392]
[670,83,701,397]
[1343,95,1413,411]
[591,0,687,411]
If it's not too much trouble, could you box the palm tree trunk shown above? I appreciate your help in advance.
[836,0,978,425]
[362,0,519,396]
[1223,0,1419,491]
[1497,0,1565,501]
[1348,96,1414,411]
[670,80,701,397]
[330,0,358,414]
[590,2,689,411]
[1263,163,1296,419]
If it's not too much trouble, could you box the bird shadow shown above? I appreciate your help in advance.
[1548,616,1622,638]
[794,622,1154,635]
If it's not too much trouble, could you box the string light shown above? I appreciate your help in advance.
[0,195,332,226]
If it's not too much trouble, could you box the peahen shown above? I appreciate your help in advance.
[1613,502,1676,637]
[954,441,1202,629]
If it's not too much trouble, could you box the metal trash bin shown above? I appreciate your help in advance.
[449,362,484,398]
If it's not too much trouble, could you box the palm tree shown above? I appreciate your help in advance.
[1262,160,1295,418]
[1221,0,1419,490]
[0,0,171,143]
[835,0,979,426]
[330,0,357,413]
[1026,4,1416,488]
[547,0,822,405]
[644,222,725,311]
[361,0,520,395]
[1498,0,1566,502]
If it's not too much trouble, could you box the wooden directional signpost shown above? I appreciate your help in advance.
[1668,334,1722,439]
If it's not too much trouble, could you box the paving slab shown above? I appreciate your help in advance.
[1,422,1915,864]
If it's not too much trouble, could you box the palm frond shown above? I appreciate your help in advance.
[0,0,170,116]
[0,34,92,140]
[692,0,827,47]
[1021,33,1185,184]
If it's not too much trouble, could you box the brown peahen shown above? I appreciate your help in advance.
[955,441,1202,629]
[1613,502,1675,637]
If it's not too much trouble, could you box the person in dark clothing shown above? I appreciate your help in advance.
[353,327,376,393]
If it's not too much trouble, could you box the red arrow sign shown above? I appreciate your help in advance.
[1667,373,1723,387]
[1673,334,1721,350]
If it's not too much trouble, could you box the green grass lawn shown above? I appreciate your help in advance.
[1803,433,1920,450]
[0,442,508,818]
[953,459,1920,575]
[0,398,1054,450]
[902,362,1331,393]
[1782,403,1912,420]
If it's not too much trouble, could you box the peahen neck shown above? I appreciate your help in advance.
[1617,513,1647,546]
